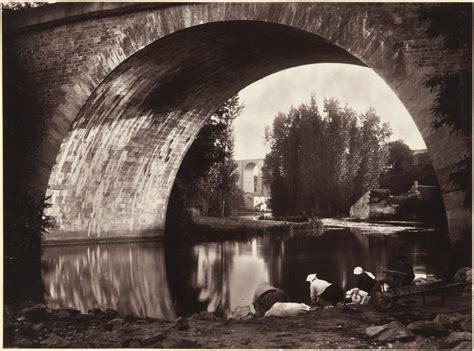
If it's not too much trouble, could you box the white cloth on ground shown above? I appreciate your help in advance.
[345,288,370,305]
[264,302,311,317]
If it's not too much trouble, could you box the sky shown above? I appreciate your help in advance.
[233,63,427,160]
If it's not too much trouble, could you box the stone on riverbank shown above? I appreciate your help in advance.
[169,338,200,348]
[140,332,166,346]
[366,324,389,338]
[443,331,472,348]
[366,321,415,343]
[104,318,125,331]
[175,317,190,331]
[433,312,465,329]
[33,322,46,331]
[4,295,472,349]
[453,340,472,349]
[22,304,48,322]
[407,320,449,336]
[460,317,472,332]
[121,338,141,348]
[124,312,140,322]
[52,308,81,320]
[40,333,69,348]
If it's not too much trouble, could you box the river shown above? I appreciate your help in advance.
[41,224,449,320]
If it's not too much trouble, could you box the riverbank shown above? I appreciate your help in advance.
[180,215,322,241]
[4,292,471,348]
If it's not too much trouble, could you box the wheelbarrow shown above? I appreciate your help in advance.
[370,269,469,311]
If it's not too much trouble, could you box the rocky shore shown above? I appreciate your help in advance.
[4,293,471,348]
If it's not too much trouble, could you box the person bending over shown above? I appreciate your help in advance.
[353,266,377,294]
[252,282,290,318]
[306,273,345,307]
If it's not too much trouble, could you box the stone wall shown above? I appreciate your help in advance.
[3,2,470,242]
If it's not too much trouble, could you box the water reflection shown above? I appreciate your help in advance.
[191,240,270,318]
[42,243,176,319]
[42,228,448,319]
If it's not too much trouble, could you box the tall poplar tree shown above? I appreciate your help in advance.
[263,95,391,217]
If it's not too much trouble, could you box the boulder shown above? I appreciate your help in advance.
[73,314,93,322]
[460,319,472,332]
[169,338,200,348]
[22,304,48,322]
[18,301,36,309]
[366,321,415,343]
[443,331,472,348]
[366,324,390,338]
[121,338,141,348]
[16,337,38,348]
[104,318,125,331]
[33,323,46,332]
[52,308,81,320]
[40,333,70,348]
[103,308,119,320]
[141,332,166,346]
[175,317,190,331]
[433,313,465,329]
[145,316,159,323]
[453,341,472,350]
[407,320,449,337]
[412,336,437,349]
[19,321,35,337]
[124,313,140,323]
[88,308,103,316]
[377,321,415,343]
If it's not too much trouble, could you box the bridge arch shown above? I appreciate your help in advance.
[4,3,470,241]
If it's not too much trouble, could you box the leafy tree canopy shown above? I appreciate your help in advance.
[262,95,391,217]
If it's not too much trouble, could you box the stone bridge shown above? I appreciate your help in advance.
[4,2,470,243]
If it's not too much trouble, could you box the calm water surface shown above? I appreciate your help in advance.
[41,227,448,319]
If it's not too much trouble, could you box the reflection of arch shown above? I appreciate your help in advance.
[243,162,258,193]
[42,243,176,319]
[6,3,469,242]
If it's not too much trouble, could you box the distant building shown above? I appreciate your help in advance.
[350,180,443,223]
[350,189,398,220]
[235,159,270,211]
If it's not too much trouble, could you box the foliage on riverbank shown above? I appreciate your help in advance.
[166,96,244,233]
[418,3,471,209]
[166,216,323,243]
[263,96,391,217]
[4,192,56,304]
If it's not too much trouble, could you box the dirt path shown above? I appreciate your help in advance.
[4,293,471,348]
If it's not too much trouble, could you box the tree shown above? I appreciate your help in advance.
[379,141,415,194]
[203,96,242,217]
[2,2,48,11]
[263,95,391,217]
[418,4,471,208]
[166,96,243,232]
[379,140,439,195]
[4,32,58,303]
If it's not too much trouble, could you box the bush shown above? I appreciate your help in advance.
[4,192,56,303]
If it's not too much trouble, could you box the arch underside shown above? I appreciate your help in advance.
[46,21,364,238]
[38,4,470,241]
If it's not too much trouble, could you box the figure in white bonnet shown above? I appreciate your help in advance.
[306,273,345,307]
[353,266,377,294]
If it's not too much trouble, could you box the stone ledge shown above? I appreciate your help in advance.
[3,2,171,33]
[42,235,164,247]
